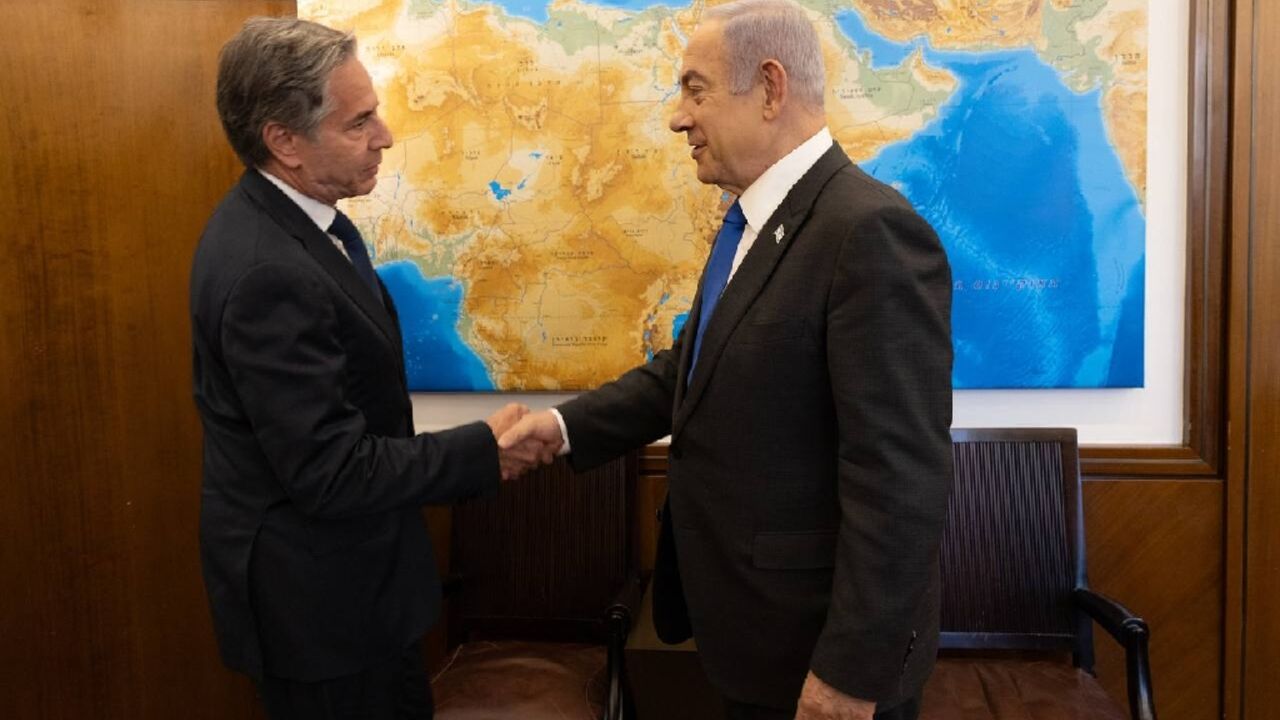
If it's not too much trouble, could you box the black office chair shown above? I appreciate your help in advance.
[922,428,1156,720]
[432,453,642,720]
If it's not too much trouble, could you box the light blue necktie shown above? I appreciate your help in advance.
[688,201,747,382]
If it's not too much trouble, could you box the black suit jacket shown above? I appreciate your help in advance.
[190,171,499,681]
[558,143,953,709]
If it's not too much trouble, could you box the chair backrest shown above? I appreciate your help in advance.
[449,452,637,643]
[939,428,1090,660]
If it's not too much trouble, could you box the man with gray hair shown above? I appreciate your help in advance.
[501,0,953,718]
[191,17,537,719]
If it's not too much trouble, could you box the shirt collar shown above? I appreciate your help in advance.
[258,169,337,234]
[737,127,833,232]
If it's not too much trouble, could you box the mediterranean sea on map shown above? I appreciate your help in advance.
[491,0,671,23]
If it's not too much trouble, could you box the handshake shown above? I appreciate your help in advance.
[484,404,568,481]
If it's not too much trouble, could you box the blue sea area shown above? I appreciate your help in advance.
[377,262,495,391]
[490,0,549,23]
[492,0,673,24]
[861,46,1145,388]
[836,9,920,68]
[672,311,689,342]
[589,0,673,9]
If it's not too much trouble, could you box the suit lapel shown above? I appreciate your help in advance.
[239,171,400,350]
[380,284,405,351]
[671,288,703,412]
[672,143,851,437]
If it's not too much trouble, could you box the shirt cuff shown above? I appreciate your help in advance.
[548,408,572,456]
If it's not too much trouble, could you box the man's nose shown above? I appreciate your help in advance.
[669,107,692,134]
[372,115,393,149]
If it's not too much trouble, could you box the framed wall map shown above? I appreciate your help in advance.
[300,0,1152,391]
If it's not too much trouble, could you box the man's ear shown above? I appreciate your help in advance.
[760,59,788,120]
[262,121,303,170]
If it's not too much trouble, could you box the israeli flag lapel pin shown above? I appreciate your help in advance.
[774,225,785,244]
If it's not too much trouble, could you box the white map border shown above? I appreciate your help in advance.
[410,0,1188,447]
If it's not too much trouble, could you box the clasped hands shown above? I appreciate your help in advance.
[484,404,567,481]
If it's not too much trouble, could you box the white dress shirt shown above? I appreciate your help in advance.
[729,126,833,283]
[258,169,354,263]
[550,127,835,453]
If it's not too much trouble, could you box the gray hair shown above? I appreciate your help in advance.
[216,17,357,168]
[704,0,826,109]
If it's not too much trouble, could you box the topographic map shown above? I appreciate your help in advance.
[298,0,1148,390]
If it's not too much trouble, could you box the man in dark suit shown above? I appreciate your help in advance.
[500,1,953,718]
[191,17,536,719]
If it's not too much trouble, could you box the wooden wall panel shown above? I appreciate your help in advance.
[636,450,670,573]
[1239,0,1280,715]
[1222,1,1251,714]
[1084,480,1223,720]
[0,1,291,717]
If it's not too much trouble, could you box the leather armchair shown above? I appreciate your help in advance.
[432,453,641,720]
[923,428,1158,720]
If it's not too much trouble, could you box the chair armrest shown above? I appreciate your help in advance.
[602,573,646,720]
[1073,588,1157,720]
[607,573,647,637]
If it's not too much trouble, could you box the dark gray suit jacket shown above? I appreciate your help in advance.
[190,171,499,681]
[558,143,953,709]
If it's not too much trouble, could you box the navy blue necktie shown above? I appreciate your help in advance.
[328,210,382,300]
[688,201,747,381]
